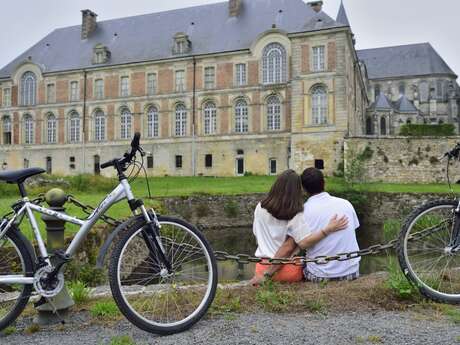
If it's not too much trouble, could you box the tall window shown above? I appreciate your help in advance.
[235,63,247,86]
[235,99,249,133]
[147,73,157,95]
[3,88,11,107]
[147,106,159,138]
[46,84,56,104]
[203,102,217,135]
[380,117,387,135]
[47,113,57,143]
[374,84,381,101]
[70,81,79,102]
[68,111,80,143]
[204,67,215,89]
[94,79,104,99]
[2,116,11,145]
[175,104,187,136]
[436,79,445,100]
[94,110,106,141]
[262,43,287,84]
[398,82,406,96]
[120,77,130,97]
[312,46,325,72]
[311,86,328,125]
[419,81,429,102]
[23,114,34,144]
[175,70,185,92]
[120,108,132,139]
[267,95,281,131]
[21,72,37,106]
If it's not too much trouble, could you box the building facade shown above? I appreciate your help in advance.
[358,43,459,135]
[0,0,367,177]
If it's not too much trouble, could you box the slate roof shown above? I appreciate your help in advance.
[357,43,457,80]
[372,93,393,110]
[394,95,418,113]
[0,0,346,79]
[336,1,350,27]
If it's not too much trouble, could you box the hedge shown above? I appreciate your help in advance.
[399,124,456,137]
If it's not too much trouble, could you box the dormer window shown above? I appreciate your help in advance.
[93,44,111,64]
[173,33,191,55]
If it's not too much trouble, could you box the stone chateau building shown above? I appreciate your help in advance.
[0,0,458,177]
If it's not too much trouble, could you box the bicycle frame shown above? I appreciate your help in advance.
[0,179,153,285]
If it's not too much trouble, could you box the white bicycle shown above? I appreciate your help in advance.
[0,133,218,335]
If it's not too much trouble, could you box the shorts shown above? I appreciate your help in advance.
[255,260,303,283]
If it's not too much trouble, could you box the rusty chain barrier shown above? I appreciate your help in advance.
[24,195,446,267]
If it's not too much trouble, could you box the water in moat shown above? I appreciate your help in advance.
[204,227,392,281]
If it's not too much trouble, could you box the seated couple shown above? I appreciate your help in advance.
[251,168,360,285]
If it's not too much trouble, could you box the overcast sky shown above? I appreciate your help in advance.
[0,0,459,76]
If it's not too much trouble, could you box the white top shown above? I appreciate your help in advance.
[253,203,310,258]
[292,192,360,278]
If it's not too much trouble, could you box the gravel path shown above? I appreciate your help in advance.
[1,310,459,345]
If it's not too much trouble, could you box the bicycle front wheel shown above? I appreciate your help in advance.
[398,200,460,303]
[109,216,217,335]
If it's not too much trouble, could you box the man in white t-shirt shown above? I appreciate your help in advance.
[297,168,360,281]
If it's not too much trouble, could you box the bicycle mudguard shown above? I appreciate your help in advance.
[96,215,145,269]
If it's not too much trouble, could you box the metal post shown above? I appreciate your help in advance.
[34,188,75,325]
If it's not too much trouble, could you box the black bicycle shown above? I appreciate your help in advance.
[398,143,460,303]
[0,133,218,334]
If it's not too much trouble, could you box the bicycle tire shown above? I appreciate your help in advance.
[109,215,218,335]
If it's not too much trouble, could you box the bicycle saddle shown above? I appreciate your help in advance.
[0,167,45,184]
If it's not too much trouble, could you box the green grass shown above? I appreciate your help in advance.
[90,300,120,320]
[106,336,137,345]
[385,257,419,301]
[68,280,90,304]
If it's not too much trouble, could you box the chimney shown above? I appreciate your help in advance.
[229,0,243,17]
[81,9,98,40]
[307,1,323,13]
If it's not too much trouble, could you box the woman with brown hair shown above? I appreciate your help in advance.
[250,170,348,285]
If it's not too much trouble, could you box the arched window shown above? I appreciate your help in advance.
[47,113,57,143]
[235,99,249,133]
[262,43,287,84]
[203,102,217,135]
[175,104,187,137]
[380,117,387,135]
[365,117,373,135]
[21,72,37,106]
[419,81,429,102]
[399,82,406,96]
[69,111,80,143]
[2,116,12,145]
[266,95,281,131]
[311,86,328,125]
[147,106,159,138]
[120,108,132,139]
[23,114,34,144]
[94,110,106,141]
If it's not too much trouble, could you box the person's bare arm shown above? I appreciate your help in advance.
[297,215,348,250]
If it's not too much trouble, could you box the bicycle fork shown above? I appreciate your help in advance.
[449,204,460,253]
[140,207,172,272]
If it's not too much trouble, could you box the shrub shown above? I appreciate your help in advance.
[399,124,455,137]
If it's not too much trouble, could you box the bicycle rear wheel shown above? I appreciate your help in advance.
[0,230,34,331]
[398,200,460,303]
[109,216,217,335]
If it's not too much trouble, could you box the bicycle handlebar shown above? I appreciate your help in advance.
[442,143,460,160]
[100,133,143,171]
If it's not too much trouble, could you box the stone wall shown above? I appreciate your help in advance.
[344,136,460,183]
